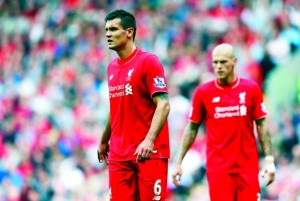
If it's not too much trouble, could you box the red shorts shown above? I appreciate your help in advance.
[108,159,168,201]
[206,172,260,201]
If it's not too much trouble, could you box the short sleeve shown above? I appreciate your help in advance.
[252,83,267,120]
[144,55,168,96]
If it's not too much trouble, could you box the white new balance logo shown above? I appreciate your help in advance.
[212,97,220,103]
[125,83,133,95]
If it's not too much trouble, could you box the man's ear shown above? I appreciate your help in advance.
[233,57,237,65]
[127,27,134,38]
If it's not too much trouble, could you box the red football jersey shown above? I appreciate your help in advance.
[107,48,170,161]
[189,77,267,173]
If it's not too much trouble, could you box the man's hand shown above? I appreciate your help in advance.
[171,165,183,187]
[97,143,109,164]
[133,138,156,162]
[260,156,276,186]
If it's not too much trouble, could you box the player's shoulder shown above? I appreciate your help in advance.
[196,79,215,92]
[108,58,119,68]
[136,48,159,61]
[201,79,215,88]
[239,77,261,89]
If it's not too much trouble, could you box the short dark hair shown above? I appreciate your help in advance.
[105,9,137,41]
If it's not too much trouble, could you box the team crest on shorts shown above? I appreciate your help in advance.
[153,77,166,88]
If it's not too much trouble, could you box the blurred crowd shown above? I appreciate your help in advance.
[0,0,300,200]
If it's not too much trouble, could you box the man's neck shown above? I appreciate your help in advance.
[218,74,236,85]
[117,44,136,59]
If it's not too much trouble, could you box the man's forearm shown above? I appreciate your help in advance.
[101,115,112,143]
[256,118,272,156]
[145,93,170,142]
[146,99,170,141]
[175,122,199,165]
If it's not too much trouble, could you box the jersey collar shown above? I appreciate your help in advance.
[215,76,240,89]
[117,48,139,66]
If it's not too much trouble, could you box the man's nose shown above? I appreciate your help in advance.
[216,62,222,68]
[106,31,111,37]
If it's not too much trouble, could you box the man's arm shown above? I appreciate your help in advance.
[256,118,272,156]
[97,113,111,164]
[172,121,200,186]
[256,117,276,185]
[134,92,170,161]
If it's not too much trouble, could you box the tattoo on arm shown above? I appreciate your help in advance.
[176,122,200,164]
[155,92,169,100]
[256,118,272,156]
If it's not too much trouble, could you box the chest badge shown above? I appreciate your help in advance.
[126,68,134,81]
[239,92,246,104]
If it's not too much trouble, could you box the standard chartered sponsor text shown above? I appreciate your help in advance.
[109,83,134,98]
[214,105,246,119]
[109,84,124,98]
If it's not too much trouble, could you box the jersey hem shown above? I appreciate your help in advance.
[108,156,170,161]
